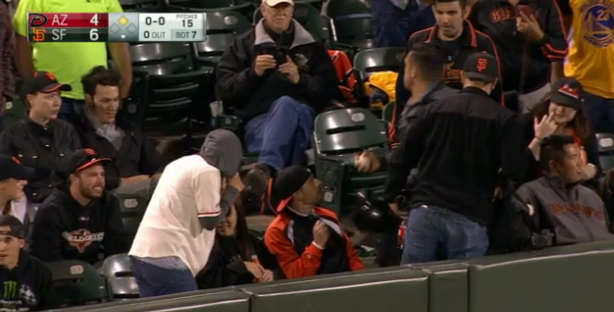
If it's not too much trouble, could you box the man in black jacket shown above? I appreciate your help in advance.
[30,149,129,266]
[216,0,340,196]
[0,71,81,203]
[384,52,526,264]
[73,66,164,191]
[396,0,504,107]
[0,215,59,311]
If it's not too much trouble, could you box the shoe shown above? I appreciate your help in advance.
[244,163,271,197]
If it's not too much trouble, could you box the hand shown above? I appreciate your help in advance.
[517,12,544,42]
[493,186,503,200]
[533,113,557,140]
[354,151,381,173]
[120,175,150,186]
[257,269,274,283]
[278,56,300,84]
[389,202,408,220]
[227,172,244,192]
[244,261,265,280]
[254,55,277,76]
[312,220,330,247]
[581,163,597,180]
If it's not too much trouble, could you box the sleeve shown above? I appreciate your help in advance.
[216,38,263,104]
[0,5,15,100]
[500,115,527,182]
[12,0,39,37]
[195,240,251,289]
[478,32,504,105]
[538,0,568,60]
[264,224,323,279]
[102,196,130,257]
[30,206,64,262]
[69,126,82,151]
[105,0,124,13]
[293,41,340,110]
[383,109,426,202]
[139,136,165,175]
[37,265,61,310]
[519,113,540,184]
[395,38,415,110]
[0,130,13,154]
[344,235,365,271]
[584,131,602,177]
[193,170,236,231]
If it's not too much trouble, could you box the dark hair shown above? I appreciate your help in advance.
[231,199,257,260]
[530,93,591,140]
[434,0,468,8]
[81,66,121,97]
[407,43,445,81]
[538,134,576,172]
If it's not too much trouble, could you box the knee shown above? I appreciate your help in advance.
[270,96,302,114]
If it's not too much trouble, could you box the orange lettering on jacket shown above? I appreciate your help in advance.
[548,203,604,220]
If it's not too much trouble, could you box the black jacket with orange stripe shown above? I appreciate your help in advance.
[395,21,504,108]
[264,202,364,279]
[468,0,568,92]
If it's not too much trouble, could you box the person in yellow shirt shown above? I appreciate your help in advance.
[12,0,132,123]
[565,0,614,134]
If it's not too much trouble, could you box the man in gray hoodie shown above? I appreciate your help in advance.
[129,129,245,297]
[517,134,614,246]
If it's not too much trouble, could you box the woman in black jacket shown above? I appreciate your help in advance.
[196,199,280,289]
[520,78,600,185]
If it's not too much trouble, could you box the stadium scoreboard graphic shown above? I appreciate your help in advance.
[27,12,207,43]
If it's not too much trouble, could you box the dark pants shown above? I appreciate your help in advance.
[402,205,489,264]
[582,92,614,135]
[376,218,402,267]
[129,256,197,297]
[59,97,85,122]
[0,115,3,133]
[245,96,315,171]
[371,0,435,48]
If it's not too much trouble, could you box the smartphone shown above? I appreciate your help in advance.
[517,5,533,17]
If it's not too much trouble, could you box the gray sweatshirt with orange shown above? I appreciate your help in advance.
[517,175,614,245]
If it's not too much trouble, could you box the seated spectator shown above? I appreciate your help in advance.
[521,77,600,186]
[196,198,280,289]
[0,72,81,203]
[30,149,129,266]
[264,166,364,279]
[0,155,31,224]
[73,66,164,191]
[0,215,59,311]
[216,0,340,196]
[517,134,614,245]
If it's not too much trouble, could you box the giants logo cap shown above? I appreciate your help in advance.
[0,155,34,181]
[551,77,584,110]
[462,52,499,83]
[23,71,72,95]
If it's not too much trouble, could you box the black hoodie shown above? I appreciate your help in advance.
[30,188,129,265]
[0,250,60,311]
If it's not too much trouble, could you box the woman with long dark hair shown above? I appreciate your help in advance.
[520,78,600,184]
[195,198,280,289]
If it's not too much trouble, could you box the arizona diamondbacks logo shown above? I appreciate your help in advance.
[581,0,614,47]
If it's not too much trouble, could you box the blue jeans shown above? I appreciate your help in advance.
[59,97,85,122]
[129,256,197,297]
[245,96,315,171]
[582,92,614,135]
[371,0,435,48]
[401,205,489,264]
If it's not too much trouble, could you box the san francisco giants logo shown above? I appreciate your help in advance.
[477,58,488,72]
[31,27,46,42]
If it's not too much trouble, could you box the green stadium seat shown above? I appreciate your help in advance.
[596,133,614,171]
[166,0,253,14]
[382,102,394,123]
[1,97,28,129]
[102,254,139,299]
[112,180,153,239]
[323,0,370,19]
[411,261,470,312]
[313,108,388,214]
[331,15,374,51]
[46,260,109,306]
[353,47,405,99]
[120,0,165,12]
[243,267,428,312]
[195,11,252,70]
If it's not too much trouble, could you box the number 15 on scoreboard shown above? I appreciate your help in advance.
[27,13,108,42]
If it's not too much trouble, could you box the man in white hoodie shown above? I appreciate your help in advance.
[129,129,244,297]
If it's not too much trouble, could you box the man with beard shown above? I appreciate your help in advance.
[30,148,129,266]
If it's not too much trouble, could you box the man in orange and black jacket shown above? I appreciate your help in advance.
[263,166,364,279]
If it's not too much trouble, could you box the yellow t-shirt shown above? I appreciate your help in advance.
[12,0,124,100]
[564,0,614,99]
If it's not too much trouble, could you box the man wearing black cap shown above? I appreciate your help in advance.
[30,148,129,266]
[0,155,34,231]
[0,71,82,204]
[0,215,59,311]
[264,165,364,279]
[384,52,526,264]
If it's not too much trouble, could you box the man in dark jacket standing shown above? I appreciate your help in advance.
[216,0,339,197]
[384,53,526,264]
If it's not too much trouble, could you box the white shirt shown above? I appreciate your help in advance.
[2,198,28,223]
[129,155,222,276]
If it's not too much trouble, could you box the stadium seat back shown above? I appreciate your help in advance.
[207,10,252,33]
[314,108,387,155]
[120,0,163,12]
[130,43,194,77]
[324,0,371,19]
[353,47,405,75]
[333,15,374,51]
[46,261,108,306]
[597,133,614,171]
[102,254,140,299]
[194,33,238,67]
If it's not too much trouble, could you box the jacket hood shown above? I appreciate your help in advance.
[200,129,243,179]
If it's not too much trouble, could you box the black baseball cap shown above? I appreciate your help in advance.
[23,71,72,95]
[0,155,34,182]
[65,149,111,175]
[551,77,584,110]
[271,165,312,212]
[0,215,26,239]
[463,52,499,83]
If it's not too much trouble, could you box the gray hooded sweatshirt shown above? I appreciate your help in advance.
[517,175,614,246]
[199,129,243,230]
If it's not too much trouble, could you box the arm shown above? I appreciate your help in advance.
[541,0,568,82]
[106,0,132,98]
[584,132,602,177]
[12,0,37,79]
[344,234,365,271]
[30,207,64,262]
[139,136,165,175]
[383,109,426,202]
[194,170,239,231]
[216,39,263,103]
[102,196,130,257]
[500,115,527,181]
[0,4,15,102]
[69,126,82,151]
[37,266,61,310]
[293,42,339,109]
[195,240,251,289]
[264,226,322,279]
